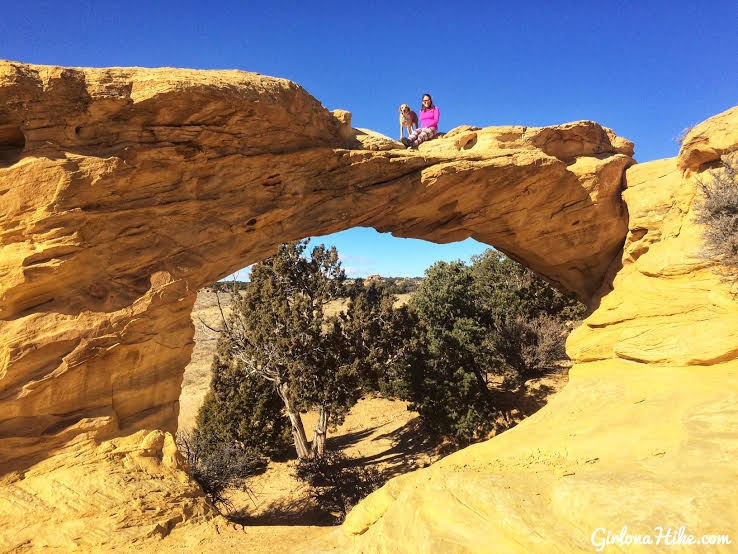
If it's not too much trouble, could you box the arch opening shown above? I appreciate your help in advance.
[177,232,584,463]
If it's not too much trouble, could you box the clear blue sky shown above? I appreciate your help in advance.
[3,1,736,278]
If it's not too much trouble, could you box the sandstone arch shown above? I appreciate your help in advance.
[0,62,632,468]
[1,62,736,552]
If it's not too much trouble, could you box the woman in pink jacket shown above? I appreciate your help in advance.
[401,93,439,148]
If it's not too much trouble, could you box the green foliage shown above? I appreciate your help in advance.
[377,277,423,295]
[342,276,423,299]
[209,280,249,293]
[339,281,417,395]
[469,251,585,322]
[401,260,498,442]
[177,429,266,511]
[198,239,374,459]
[303,314,362,429]
[397,250,584,443]
[198,240,584,457]
[196,336,292,459]
[695,152,738,288]
[470,250,583,386]
[295,451,384,523]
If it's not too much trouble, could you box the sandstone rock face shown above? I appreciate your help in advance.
[311,109,738,553]
[0,61,630,465]
[677,106,738,172]
[1,61,733,551]
[0,430,214,550]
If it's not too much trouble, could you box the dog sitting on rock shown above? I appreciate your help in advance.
[398,104,418,138]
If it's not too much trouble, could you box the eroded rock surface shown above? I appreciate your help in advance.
[1,61,734,552]
[0,61,630,465]
[310,108,738,553]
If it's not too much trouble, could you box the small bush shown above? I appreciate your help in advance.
[694,152,738,288]
[177,429,266,511]
[673,125,695,147]
[295,451,384,523]
[492,314,568,388]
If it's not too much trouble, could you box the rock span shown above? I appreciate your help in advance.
[0,61,736,552]
[314,105,738,553]
[0,61,631,467]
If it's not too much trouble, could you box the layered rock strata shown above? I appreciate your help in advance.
[2,61,735,551]
[311,106,738,552]
[0,61,631,473]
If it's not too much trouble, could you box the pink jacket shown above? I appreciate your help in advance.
[419,106,439,129]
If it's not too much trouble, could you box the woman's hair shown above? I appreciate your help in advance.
[421,93,434,111]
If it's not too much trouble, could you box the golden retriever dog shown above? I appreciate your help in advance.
[399,104,418,137]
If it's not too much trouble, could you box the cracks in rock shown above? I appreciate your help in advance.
[587,303,708,329]
[310,166,428,194]
[549,197,588,219]
[445,488,493,525]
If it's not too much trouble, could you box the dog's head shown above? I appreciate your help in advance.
[399,104,410,115]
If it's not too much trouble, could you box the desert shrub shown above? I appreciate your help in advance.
[694,152,738,288]
[177,429,266,511]
[295,451,384,523]
[673,125,695,147]
[396,250,584,444]
[491,314,568,388]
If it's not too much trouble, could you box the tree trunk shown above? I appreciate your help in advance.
[472,368,493,400]
[311,405,329,458]
[276,381,310,459]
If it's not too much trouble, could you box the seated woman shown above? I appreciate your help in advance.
[401,93,439,148]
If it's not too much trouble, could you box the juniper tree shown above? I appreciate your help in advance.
[339,281,417,395]
[196,335,292,460]
[399,251,584,443]
[403,260,498,441]
[210,239,361,459]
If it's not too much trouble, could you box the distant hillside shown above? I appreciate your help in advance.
[210,276,424,295]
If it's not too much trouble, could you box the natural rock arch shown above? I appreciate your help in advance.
[0,62,632,471]
[1,62,736,552]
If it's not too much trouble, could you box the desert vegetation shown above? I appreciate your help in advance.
[294,451,383,523]
[185,240,584,518]
[694,151,738,288]
[396,252,584,444]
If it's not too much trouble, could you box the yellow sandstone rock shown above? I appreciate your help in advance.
[309,108,738,553]
[678,106,738,172]
[0,61,736,551]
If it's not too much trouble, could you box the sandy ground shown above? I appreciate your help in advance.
[166,288,569,552]
[223,395,437,525]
